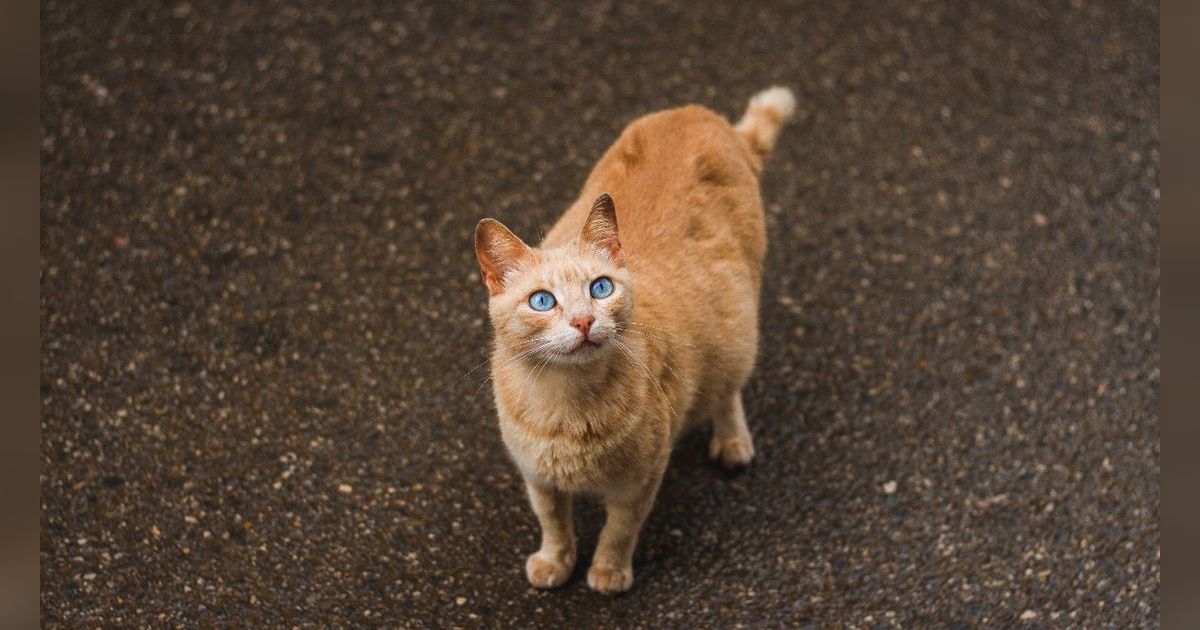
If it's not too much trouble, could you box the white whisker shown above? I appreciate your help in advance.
[467,340,555,403]
[624,322,696,347]
[611,337,679,419]
[446,335,551,392]
[519,354,554,409]
[620,327,688,349]
[619,332,701,394]
[447,354,499,391]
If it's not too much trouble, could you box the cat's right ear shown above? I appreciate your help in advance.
[475,218,532,295]
[580,192,624,266]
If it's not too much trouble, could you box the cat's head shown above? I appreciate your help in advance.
[475,193,633,367]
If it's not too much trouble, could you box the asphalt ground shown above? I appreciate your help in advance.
[41,1,1159,627]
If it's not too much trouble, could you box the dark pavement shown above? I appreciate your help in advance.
[41,1,1159,626]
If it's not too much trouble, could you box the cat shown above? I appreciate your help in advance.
[474,86,795,594]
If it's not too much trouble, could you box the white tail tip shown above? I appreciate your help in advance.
[748,86,796,122]
[736,86,797,167]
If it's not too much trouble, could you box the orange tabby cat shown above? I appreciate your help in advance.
[474,87,795,594]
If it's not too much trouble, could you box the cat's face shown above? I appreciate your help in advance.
[486,246,633,366]
[476,194,632,367]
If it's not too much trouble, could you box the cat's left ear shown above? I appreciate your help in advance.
[581,192,624,266]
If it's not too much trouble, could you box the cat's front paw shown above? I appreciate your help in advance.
[526,550,574,589]
[709,435,756,470]
[586,564,633,595]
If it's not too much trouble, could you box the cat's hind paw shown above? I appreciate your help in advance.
[586,564,633,595]
[526,551,574,589]
[709,435,755,470]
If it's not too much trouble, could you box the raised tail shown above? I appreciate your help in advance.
[734,86,796,173]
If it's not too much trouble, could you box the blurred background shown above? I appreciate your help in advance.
[40,1,1158,626]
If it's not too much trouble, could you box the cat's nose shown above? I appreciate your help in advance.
[569,315,595,335]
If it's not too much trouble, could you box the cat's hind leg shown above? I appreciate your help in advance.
[708,389,755,469]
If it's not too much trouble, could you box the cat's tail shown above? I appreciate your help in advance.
[734,86,796,173]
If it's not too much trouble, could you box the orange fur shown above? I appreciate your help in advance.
[475,87,795,594]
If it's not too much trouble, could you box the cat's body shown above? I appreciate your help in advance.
[476,87,795,594]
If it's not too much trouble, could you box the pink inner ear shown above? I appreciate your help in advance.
[597,236,624,265]
[480,245,520,294]
[476,219,532,294]
[479,266,501,294]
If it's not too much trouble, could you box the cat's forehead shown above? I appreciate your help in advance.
[523,245,612,283]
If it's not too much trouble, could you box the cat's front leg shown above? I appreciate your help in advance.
[587,472,664,595]
[523,481,576,589]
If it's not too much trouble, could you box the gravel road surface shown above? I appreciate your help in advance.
[42,1,1159,626]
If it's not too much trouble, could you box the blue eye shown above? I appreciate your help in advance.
[590,277,614,299]
[528,290,556,311]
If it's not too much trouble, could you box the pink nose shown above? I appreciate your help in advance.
[569,315,595,335]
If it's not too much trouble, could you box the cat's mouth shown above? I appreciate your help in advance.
[567,338,602,354]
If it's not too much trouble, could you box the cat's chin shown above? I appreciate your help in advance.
[548,340,611,366]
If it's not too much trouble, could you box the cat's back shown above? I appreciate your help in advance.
[542,105,766,281]
[541,102,773,437]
